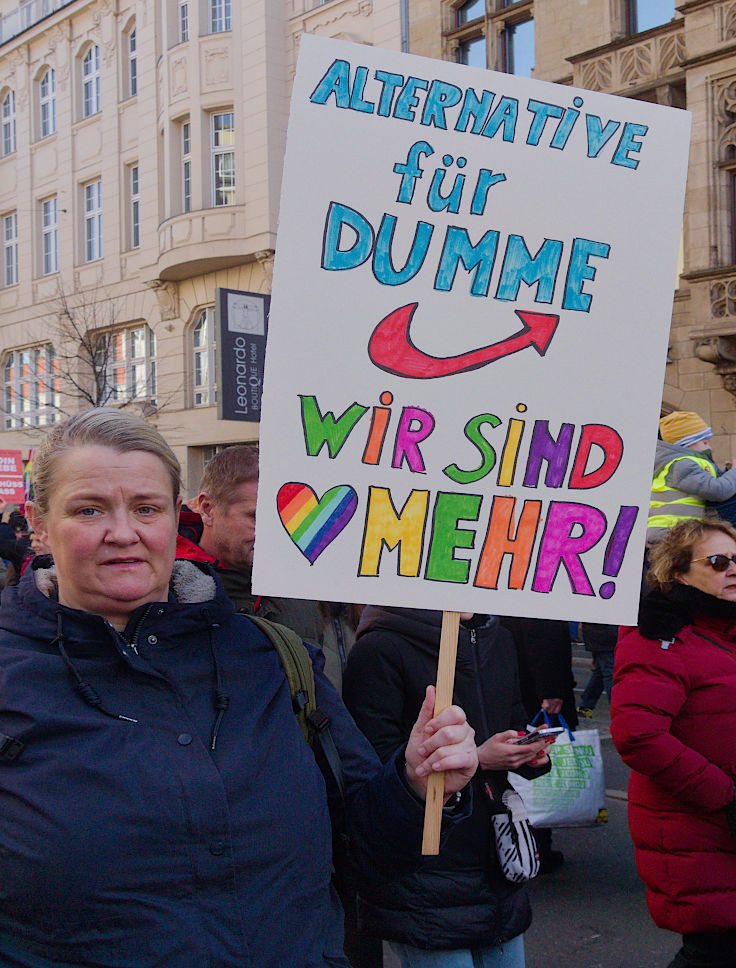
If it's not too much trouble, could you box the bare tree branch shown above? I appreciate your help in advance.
[0,281,175,432]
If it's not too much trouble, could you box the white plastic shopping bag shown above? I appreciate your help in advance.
[510,726,606,827]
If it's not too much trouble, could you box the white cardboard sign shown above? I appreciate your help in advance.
[253,35,691,624]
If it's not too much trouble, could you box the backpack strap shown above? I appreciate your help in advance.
[245,614,345,800]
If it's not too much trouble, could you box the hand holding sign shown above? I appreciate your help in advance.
[404,682,478,801]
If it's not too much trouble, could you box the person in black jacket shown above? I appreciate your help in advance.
[342,607,552,968]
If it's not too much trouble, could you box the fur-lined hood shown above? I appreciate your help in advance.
[0,557,233,647]
[32,558,217,605]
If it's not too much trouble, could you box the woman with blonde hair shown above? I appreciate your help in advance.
[611,517,736,968]
[0,407,478,968]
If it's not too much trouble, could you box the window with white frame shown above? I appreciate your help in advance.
[179,0,189,42]
[41,196,58,275]
[3,344,60,429]
[2,91,16,156]
[127,27,137,97]
[83,179,103,262]
[82,45,101,118]
[39,69,56,138]
[182,120,192,213]
[209,0,231,33]
[191,307,217,407]
[97,325,157,405]
[129,164,140,249]
[3,213,18,287]
[211,111,235,207]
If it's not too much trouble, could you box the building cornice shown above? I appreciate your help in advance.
[681,41,736,70]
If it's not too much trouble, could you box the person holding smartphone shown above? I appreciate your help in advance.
[343,609,551,968]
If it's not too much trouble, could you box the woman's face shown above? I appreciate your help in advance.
[676,531,736,601]
[29,445,181,631]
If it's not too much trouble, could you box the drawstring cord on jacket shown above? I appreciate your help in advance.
[53,614,139,724]
[52,610,231,745]
[208,623,230,751]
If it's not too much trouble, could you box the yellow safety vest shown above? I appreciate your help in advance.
[648,454,716,533]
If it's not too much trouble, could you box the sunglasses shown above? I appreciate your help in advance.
[691,553,736,572]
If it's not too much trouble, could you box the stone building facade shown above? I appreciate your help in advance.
[0,0,402,495]
[0,0,733,493]
[411,0,736,461]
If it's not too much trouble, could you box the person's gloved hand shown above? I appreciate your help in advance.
[726,785,736,838]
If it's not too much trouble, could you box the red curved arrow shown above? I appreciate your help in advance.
[368,302,560,379]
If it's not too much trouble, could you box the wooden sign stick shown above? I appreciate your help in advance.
[421,610,461,855]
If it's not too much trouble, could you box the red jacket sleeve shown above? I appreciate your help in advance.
[610,628,734,813]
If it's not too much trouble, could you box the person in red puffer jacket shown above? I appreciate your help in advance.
[611,517,736,968]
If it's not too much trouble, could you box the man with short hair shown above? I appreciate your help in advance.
[176,444,325,642]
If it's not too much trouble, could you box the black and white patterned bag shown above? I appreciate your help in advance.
[490,788,540,884]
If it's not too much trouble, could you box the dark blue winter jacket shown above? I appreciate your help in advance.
[0,560,467,968]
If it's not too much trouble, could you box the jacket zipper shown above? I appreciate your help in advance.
[112,603,155,656]
[469,628,491,742]
[691,629,736,656]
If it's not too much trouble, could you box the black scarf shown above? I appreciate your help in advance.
[638,582,736,640]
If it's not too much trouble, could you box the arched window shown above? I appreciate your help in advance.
[82,45,101,118]
[191,307,217,407]
[127,27,137,97]
[2,91,16,155]
[39,69,56,138]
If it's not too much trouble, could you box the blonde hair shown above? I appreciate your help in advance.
[648,517,736,590]
[32,408,181,516]
[199,444,259,507]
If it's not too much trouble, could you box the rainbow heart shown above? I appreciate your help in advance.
[277,482,358,564]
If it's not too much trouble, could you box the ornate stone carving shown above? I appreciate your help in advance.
[724,2,736,41]
[620,41,653,85]
[256,249,275,286]
[694,333,736,400]
[710,276,736,318]
[714,76,736,161]
[171,57,188,97]
[719,369,736,397]
[204,48,229,87]
[580,56,613,92]
[298,0,373,33]
[659,32,684,73]
[573,24,683,94]
[146,280,179,321]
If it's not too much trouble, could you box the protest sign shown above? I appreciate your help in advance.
[253,34,691,627]
[0,450,25,504]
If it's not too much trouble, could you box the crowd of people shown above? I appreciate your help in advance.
[0,406,733,968]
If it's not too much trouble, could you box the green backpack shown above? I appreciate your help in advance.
[245,614,345,798]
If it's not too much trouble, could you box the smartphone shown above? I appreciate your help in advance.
[514,726,564,745]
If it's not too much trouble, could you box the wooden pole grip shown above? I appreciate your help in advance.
[421,610,460,855]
